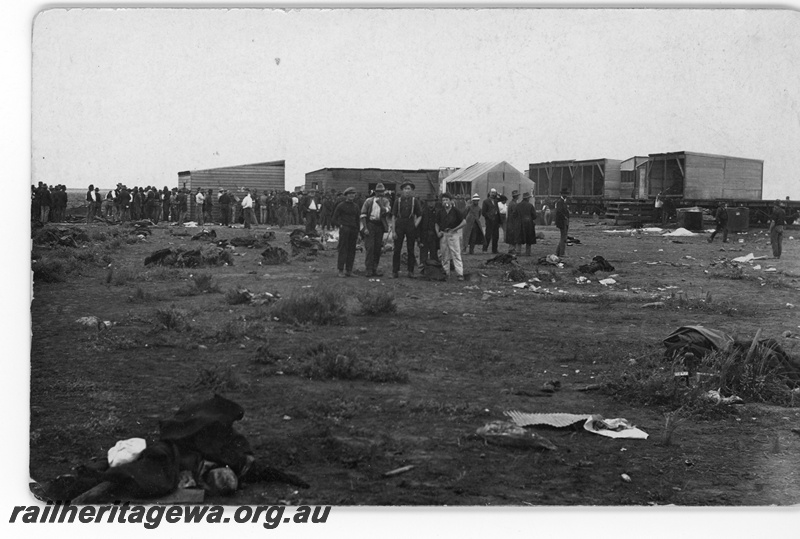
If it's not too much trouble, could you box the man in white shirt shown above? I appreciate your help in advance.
[291,195,300,225]
[241,188,255,229]
[195,188,205,226]
[303,189,320,233]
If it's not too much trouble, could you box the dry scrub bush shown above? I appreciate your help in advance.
[127,286,154,303]
[32,246,108,283]
[283,342,408,383]
[271,284,347,325]
[154,306,191,331]
[177,273,221,296]
[600,342,799,413]
[356,288,397,315]
[136,267,186,282]
[215,318,259,342]
[185,365,248,392]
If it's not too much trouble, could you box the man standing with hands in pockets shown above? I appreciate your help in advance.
[436,192,467,281]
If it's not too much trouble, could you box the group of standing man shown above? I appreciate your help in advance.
[330,182,570,281]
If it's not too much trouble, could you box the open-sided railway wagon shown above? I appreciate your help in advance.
[530,151,797,226]
[528,158,622,217]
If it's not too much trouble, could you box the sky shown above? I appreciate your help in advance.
[5,3,800,539]
[29,6,800,199]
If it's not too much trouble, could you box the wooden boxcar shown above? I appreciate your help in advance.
[305,167,440,200]
[529,158,622,215]
[640,151,763,200]
[178,160,285,222]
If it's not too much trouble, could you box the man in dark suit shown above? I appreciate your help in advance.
[555,188,570,257]
[481,188,501,254]
[86,184,97,224]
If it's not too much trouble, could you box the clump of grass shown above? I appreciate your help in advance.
[185,365,248,392]
[701,343,798,405]
[661,408,687,445]
[80,411,124,435]
[283,342,408,382]
[107,265,137,286]
[90,230,109,242]
[192,273,220,293]
[86,331,141,352]
[254,341,283,364]
[154,306,191,331]
[127,286,154,303]
[215,318,257,342]
[271,284,347,325]
[106,238,124,251]
[356,288,397,315]
[32,258,68,283]
[600,339,799,411]
[599,350,681,407]
[136,267,186,282]
[177,273,222,296]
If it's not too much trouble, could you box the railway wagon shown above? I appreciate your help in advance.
[528,158,622,217]
[635,151,781,224]
[529,151,796,226]
[178,160,286,222]
[305,167,440,200]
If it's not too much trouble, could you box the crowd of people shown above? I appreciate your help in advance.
[32,180,792,277]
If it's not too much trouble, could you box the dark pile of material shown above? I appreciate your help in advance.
[33,395,309,503]
[578,255,615,274]
[144,245,234,267]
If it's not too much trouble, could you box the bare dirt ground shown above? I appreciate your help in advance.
[29,217,800,506]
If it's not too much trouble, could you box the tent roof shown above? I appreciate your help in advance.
[443,161,530,184]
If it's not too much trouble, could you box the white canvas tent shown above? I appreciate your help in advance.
[442,161,535,198]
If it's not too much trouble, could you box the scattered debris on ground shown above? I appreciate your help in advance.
[33,227,91,247]
[475,420,557,450]
[485,253,517,266]
[227,287,281,306]
[144,245,234,267]
[261,246,290,265]
[504,411,649,439]
[191,229,217,241]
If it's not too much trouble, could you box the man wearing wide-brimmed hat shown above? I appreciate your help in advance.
[390,180,423,278]
[359,183,392,277]
[555,187,570,257]
[516,191,538,257]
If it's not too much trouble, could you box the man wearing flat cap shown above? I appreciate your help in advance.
[332,187,360,277]
[360,183,392,277]
[390,180,423,278]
